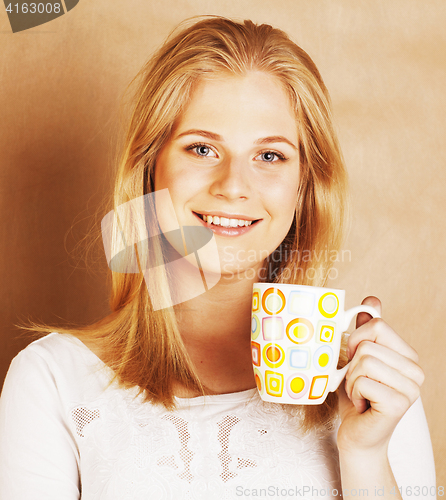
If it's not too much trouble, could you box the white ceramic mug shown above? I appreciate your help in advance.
[251,283,380,405]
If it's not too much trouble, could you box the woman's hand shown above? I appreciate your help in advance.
[337,296,425,457]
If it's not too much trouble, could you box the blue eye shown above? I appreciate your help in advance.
[255,151,287,162]
[196,145,210,156]
[261,152,276,162]
[187,143,217,158]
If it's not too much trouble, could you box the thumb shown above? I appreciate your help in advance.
[356,295,382,329]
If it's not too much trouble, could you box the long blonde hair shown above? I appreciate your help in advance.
[33,16,348,430]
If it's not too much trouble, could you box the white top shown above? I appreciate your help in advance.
[0,333,436,500]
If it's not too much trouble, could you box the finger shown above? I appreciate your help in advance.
[347,317,419,363]
[345,355,422,408]
[356,296,382,329]
[351,393,370,414]
[350,375,412,422]
[345,377,369,414]
[346,340,425,387]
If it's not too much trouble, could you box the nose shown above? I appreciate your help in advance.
[209,156,251,201]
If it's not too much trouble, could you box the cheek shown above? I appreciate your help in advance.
[152,156,182,232]
[153,146,181,193]
[152,158,197,237]
[154,152,195,198]
[153,157,171,193]
[154,173,193,222]
[284,188,299,222]
[267,175,299,221]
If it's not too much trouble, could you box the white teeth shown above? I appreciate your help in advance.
[200,214,253,227]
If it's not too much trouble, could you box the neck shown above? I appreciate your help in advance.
[172,269,262,396]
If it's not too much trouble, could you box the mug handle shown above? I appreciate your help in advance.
[327,305,381,393]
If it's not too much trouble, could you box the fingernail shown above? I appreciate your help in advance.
[346,347,351,360]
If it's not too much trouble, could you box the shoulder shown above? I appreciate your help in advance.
[2,333,110,403]
[15,331,86,354]
[0,334,87,497]
[8,333,95,375]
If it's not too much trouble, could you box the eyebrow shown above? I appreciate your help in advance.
[254,136,298,150]
[175,129,298,150]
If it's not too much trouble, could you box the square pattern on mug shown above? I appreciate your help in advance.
[262,316,284,341]
[287,347,310,370]
[288,291,314,316]
[317,320,336,343]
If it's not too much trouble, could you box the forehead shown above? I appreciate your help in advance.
[172,71,298,143]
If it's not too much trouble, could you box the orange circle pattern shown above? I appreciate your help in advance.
[262,288,286,315]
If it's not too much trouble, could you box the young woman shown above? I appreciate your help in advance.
[0,16,436,499]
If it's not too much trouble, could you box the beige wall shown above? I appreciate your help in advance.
[1,0,444,485]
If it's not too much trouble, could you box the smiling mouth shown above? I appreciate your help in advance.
[193,212,261,228]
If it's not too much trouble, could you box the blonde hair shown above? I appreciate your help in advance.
[32,16,348,431]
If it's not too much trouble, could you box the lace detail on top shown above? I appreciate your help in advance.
[217,415,243,482]
[70,381,341,500]
[71,407,100,438]
[159,414,194,483]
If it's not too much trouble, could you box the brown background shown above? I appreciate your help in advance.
[1,0,445,486]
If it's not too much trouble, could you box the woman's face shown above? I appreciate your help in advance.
[154,71,300,280]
